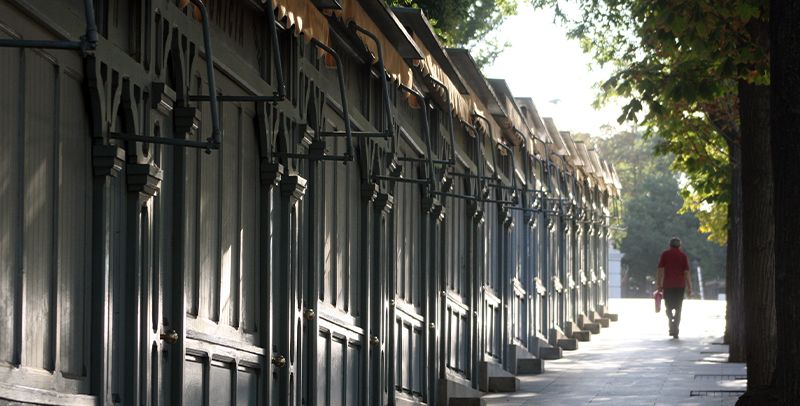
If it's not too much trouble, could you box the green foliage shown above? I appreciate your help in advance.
[592,132,726,297]
[386,0,520,65]
[620,164,725,297]
[530,0,769,243]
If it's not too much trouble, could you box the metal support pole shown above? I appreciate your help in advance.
[108,132,219,149]
[695,260,705,300]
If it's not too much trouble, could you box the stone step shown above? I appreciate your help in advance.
[517,358,545,375]
[557,338,579,350]
[449,398,481,406]
[440,377,484,406]
[539,345,564,359]
[571,330,592,342]
[589,310,604,322]
[487,376,520,393]
[582,322,601,334]
[605,313,619,322]
[478,360,515,392]
[597,317,610,328]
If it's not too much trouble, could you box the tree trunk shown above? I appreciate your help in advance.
[770,1,800,403]
[736,80,776,403]
[725,139,746,363]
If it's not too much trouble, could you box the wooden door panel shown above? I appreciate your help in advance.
[316,322,363,406]
[442,175,471,380]
[174,74,265,403]
[182,350,263,406]
[0,32,92,395]
[443,297,469,376]
[482,291,501,361]
[390,152,428,403]
[394,309,424,398]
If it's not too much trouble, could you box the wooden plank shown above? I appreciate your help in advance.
[198,92,221,322]
[334,145,345,309]
[219,101,240,327]
[184,84,200,316]
[239,110,258,334]
[57,70,90,380]
[322,151,334,304]
[346,157,360,315]
[0,382,95,406]
[0,36,22,366]
[23,49,57,370]
[209,360,234,405]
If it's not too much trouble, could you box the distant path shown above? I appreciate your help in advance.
[483,299,745,405]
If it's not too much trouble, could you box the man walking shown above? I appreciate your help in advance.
[656,237,693,338]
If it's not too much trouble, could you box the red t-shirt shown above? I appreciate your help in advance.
[658,247,689,288]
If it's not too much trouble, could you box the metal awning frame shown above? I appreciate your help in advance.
[374,84,436,189]
[24,0,225,151]
[280,38,354,162]
[432,120,513,206]
[0,0,98,53]
[319,22,395,140]
[189,0,286,105]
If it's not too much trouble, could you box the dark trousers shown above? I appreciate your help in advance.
[663,288,685,335]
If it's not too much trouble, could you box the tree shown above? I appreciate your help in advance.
[592,133,725,298]
[529,0,771,395]
[769,1,800,403]
[386,0,519,66]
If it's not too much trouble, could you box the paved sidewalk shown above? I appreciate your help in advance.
[483,298,745,405]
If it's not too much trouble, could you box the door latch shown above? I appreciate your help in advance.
[272,354,287,368]
[160,329,179,344]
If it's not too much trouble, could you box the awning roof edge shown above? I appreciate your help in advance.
[392,7,469,94]
[327,0,416,87]
[561,132,584,168]
[487,78,533,149]
[543,118,570,158]
[271,0,331,46]
[356,0,423,59]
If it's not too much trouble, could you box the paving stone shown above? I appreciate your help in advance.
[480,299,744,406]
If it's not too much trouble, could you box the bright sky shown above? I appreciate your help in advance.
[483,4,627,138]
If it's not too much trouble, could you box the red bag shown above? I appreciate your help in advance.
[654,290,663,313]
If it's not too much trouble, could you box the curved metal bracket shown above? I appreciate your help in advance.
[376,84,434,190]
[188,0,285,104]
[190,0,222,148]
[280,39,354,162]
[422,75,457,166]
[472,113,500,185]
[103,0,223,152]
[349,23,394,138]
